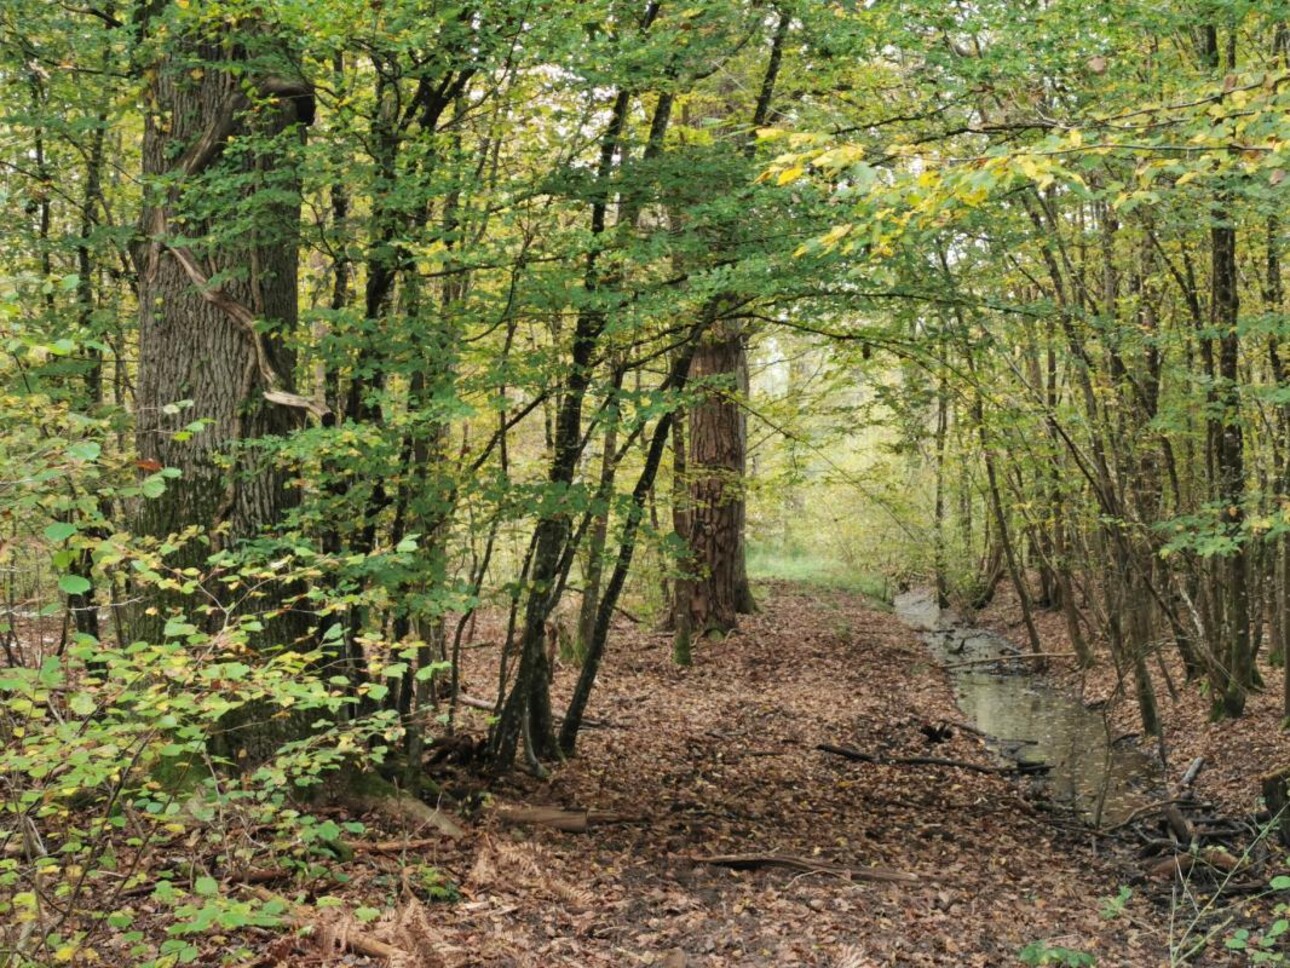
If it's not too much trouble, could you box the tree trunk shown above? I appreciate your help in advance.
[134,23,313,758]
[732,334,756,614]
[487,70,644,771]
[560,348,697,753]
[681,321,745,638]
[670,404,692,663]
[1213,203,1250,716]
[933,374,950,609]
[136,27,310,552]
[578,415,618,661]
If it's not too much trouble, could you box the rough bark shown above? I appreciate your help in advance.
[681,322,745,638]
[135,29,310,561]
[133,23,314,759]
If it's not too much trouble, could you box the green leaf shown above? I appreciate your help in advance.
[68,692,96,716]
[67,441,101,462]
[194,877,219,897]
[354,906,381,924]
[44,522,78,543]
[316,820,341,841]
[58,575,92,596]
[152,880,178,904]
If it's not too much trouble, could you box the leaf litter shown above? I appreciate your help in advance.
[378,581,1180,966]
[80,580,1290,966]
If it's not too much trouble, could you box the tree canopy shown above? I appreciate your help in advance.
[2,0,1290,962]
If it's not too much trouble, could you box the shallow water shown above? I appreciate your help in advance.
[894,590,1160,826]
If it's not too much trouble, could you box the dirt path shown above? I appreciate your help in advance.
[396,582,1170,967]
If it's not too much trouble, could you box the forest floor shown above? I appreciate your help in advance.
[268,579,1290,968]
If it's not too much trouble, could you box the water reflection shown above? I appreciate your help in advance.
[894,590,1160,826]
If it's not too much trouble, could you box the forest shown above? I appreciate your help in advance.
[2,0,1290,964]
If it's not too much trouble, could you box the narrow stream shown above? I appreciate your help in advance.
[894,589,1161,826]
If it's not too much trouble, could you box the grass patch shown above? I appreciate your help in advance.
[747,547,892,603]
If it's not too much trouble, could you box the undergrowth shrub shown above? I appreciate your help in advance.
[0,606,404,966]
[0,309,411,966]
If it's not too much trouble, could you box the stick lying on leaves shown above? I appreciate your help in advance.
[939,652,1077,671]
[688,853,919,884]
[817,743,1049,776]
[494,805,644,832]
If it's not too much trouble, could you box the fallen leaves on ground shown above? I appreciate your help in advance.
[395,581,1176,967]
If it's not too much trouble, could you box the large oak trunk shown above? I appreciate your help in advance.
[133,25,313,762]
[136,32,307,555]
[681,324,746,637]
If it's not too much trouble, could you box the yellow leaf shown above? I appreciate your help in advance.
[815,145,865,170]
[776,166,805,186]
[819,223,854,246]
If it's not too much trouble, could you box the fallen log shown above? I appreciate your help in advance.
[348,791,466,839]
[494,805,643,832]
[1106,797,1197,833]
[1145,853,1195,882]
[817,743,1048,776]
[1151,757,1205,845]
[1180,756,1206,789]
[227,868,292,886]
[688,852,919,884]
[1143,847,1245,883]
[1164,803,1194,845]
[247,886,403,962]
[456,693,498,712]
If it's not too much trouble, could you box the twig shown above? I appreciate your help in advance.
[688,852,919,884]
[940,652,1077,670]
[818,743,1048,776]
[494,805,645,832]
[1104,797,1196,833]
[456,692,617,728]
[345,837,445,853]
